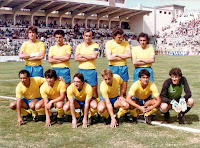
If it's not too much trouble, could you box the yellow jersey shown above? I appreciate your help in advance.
[67,82,93,101]
[75,42,99,69]
[106,39,130,66]
[48,44,71,68]
[132,45,155,67]
[16,77,46,99]
[128,80,159,99]
[100,74,123,98]
[21,40,45,66]
[40,80,66,100]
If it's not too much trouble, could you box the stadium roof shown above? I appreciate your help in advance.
[0,0,150,20]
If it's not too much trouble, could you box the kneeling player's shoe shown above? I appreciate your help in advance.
[130,117,138,124]
[178,112,185,124]
[89,116,94,125]
[21,113,32,121]
[164,111,170,123]
[144,115,152,125]
[115,117,119,126]
[57,118,63,124]
[103,116,111,125]
[33,116,39,122]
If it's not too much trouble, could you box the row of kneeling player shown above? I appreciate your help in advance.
[10,67,194,127]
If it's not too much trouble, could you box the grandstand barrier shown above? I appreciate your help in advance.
[0,56,21,62]
[167,51,200,56]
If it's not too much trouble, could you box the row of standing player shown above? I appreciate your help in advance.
[10,26,194,127]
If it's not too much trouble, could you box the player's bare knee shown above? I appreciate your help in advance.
[122,102,129,110]
[187,98,194,106]
[63,104,70,111]
[90,101,97,109]
[9,101,16,110]
[97,105,106,113]
[160,103,169,112]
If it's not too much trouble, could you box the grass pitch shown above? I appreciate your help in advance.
[0,56,200,148]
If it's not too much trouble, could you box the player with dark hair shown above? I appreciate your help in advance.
[9,70,46,126]
[126,69,161,124]
[48,29,71,88]
[75,29,99,121]
[132,32,155,82]
[105,27,131,97]
[19,26,45,77]
[160,68,194,124]
[63,73,97,128]
[97,69,129,128]
[36,69,66,126]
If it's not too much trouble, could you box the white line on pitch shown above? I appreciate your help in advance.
[0,96,16,100]
[138,119,200,133]
[0,79,18,82]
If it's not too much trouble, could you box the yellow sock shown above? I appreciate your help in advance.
[89,108,97,118]
[56,108,64,118]
[26,109,32,114]
[99,110,109,119]
[30,109,38,117]
[36,108,45,115]
[64,110,80,118]
[129,108,139,117]
[15,109,29,116]
[145,108,158,116]
[117,108,128,118]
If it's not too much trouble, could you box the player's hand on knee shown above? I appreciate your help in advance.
[17,117,24,126]
[139,106,148,113]
[82,119,88,128]
[72,119,77,128]
[110,118,117,128]
[179,98,187,112]
[45,118,51,127]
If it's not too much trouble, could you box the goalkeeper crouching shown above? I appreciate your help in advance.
[160,68,194,124]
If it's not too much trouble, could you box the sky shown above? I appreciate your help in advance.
[125,0,200,12]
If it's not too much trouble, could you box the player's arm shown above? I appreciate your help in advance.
[19,50,30,59]
[137,55,155,64]
[117,50,131,59]
[82,97,91,128]
[53,53,71,62]
[48,55,62,64]
[126,94,147,113]
[28,50,45,61]
[44,97,51,127]
[106,50,122,61]
[75,52,88,62]
[132,56,146,66]
[81,51,98,60]
[160,79,172,104]
[68,97,77,128]
[104,97,117,127]
[182,77,192,101]
[16,97,24,126]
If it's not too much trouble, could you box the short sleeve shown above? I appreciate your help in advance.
[115,74,123,85]
[125,42,130,51]
[86,85,93,99]
[100,82,109,99]
[48,46,53,56]
[16,84,22,99]
[59,81,66,92]
[65,45,71,54]
[20,42,26,52]
[67,85,74,99]
[40,84,48,98]
[132,47,137,58]
[150,47,155,56]
[128,84,136,96]
[151,83,159,97]
[75,44,81,54]
[39,42,45,51]
[105,41,111,52]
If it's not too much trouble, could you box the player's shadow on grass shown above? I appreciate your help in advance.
[163,114,199,124]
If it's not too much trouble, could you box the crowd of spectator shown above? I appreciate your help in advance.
[156,12,200,55]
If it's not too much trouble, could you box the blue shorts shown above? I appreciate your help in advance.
[53,67,71,83]
[74,98,85,108]
[24,65,44,77]
[133,67,154,82]
[22,97,42,107]
[100,96,119,105]
[78,69,97,86]
[132,95,151,106]
[109,65,129,81]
